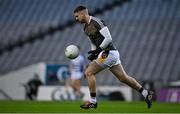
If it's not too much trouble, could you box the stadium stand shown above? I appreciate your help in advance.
[0,0,180,85]
[0,0,118,48]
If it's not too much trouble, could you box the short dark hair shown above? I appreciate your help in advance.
[74,5,87,13]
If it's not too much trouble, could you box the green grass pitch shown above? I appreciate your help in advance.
[0,100,180,113]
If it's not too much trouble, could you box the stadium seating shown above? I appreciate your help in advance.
[0,0,116,47]
[0,0,180,85]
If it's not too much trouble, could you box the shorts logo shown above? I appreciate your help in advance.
[98,52,108,62]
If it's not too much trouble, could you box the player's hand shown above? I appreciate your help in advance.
[87,47,103,61]
[87,51,98,61]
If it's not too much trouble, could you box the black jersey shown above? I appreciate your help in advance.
[84,16,116,50]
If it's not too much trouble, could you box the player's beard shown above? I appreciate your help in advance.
[79,18,86,23]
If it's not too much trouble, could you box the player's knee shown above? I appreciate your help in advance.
[85,69,93,77]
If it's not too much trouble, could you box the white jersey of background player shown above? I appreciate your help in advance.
[70,53,86,79]
[69,52,87,99]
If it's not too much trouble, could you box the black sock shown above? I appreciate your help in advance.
[90,93,96,98]
[139,87,144,93]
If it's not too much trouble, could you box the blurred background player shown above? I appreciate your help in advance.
[68,46,87,99]
[23,74,43,100]
[74,5,154,109]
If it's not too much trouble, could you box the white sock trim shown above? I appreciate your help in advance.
[90,97,97,103]
[141,89,148,98]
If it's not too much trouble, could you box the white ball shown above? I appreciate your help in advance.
[65,45,79,59]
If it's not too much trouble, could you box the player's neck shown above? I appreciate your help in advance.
[85,15,91,24]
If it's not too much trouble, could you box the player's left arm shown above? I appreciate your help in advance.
[99,26,112,50]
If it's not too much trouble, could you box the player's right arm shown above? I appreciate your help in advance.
[87,40,98,61]
[91,43,96,50]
